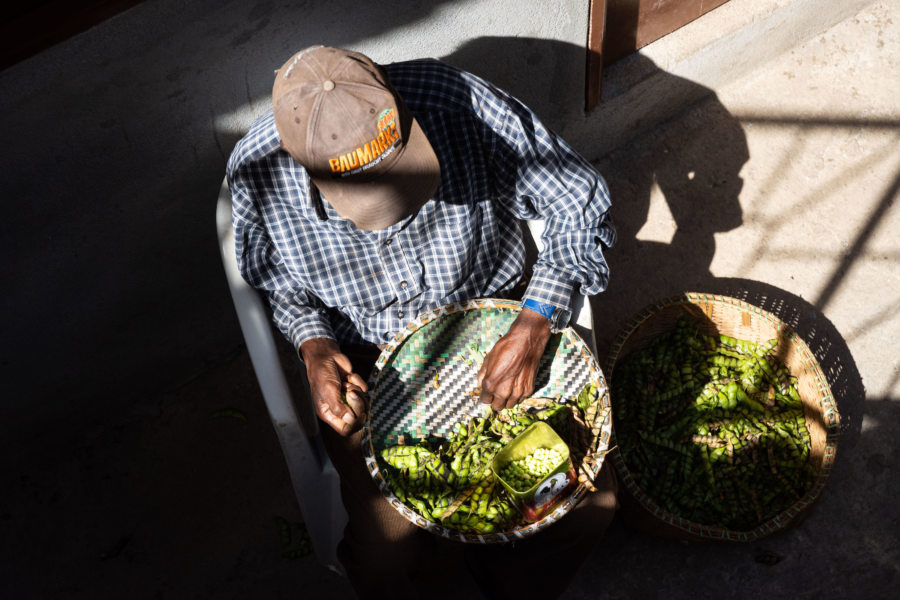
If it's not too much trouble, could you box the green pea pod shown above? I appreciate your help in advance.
[273,516,291,548]
[575,382,597,413]
[406,496,432,518]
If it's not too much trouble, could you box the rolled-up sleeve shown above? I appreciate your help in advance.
[470,74,616,314]
[229,170,335,349]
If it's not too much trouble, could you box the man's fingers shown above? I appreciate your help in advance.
[319,403,353,436]
[333,353,369,393]
[301,340,370,437]
[332,352,355,374]
[489,386,519,411]
[478,382,495,406]
[341,380,369,417]
[481,380,511,411]
[316,384,366,436]
[481,376,532,411]
[345,372,369,393]
[344,389,367,420]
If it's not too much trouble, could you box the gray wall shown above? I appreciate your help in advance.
[0,0,595,443]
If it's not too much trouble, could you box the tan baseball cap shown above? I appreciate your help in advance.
[272,46,441,231]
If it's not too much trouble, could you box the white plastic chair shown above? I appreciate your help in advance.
[215,178,596,575]
[522,219,597,354]
[215,179,347,574]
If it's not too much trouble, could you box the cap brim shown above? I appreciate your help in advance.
[311,117,441,231]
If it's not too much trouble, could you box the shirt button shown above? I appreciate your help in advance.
[384,238,393,246]
[398,311,404,319]
[399,280,408,289]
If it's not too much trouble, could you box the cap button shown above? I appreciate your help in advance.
[322,80,335,91]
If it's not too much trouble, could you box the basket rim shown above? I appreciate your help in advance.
[605,291,840,542]
[361,297,613,544]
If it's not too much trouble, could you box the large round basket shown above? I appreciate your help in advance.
[606,292,840,542]
[362,298,613,543]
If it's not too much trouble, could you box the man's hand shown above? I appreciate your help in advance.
[300,337,369,436]
[477,308,552,411]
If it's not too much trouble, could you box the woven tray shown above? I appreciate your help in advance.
[605,292,840,542]
[362,298,613,543]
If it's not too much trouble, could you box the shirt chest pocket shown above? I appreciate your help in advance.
[295,239,424,313]
[413,202,484,295]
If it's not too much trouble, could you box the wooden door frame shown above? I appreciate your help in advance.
[586,0,732,111]
[586,0,608,112]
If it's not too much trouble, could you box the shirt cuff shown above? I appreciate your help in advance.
[522,267,576,332]
[289,313,336,351]
[524,265,577,314]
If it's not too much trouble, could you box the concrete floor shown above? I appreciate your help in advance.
[2,2,898,599]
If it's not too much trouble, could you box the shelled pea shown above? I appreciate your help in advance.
[499,447,566,492]
[612,317,817,531]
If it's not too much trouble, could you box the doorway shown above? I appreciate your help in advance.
[588,0,732,110]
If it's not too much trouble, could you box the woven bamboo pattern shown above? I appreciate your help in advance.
[362,298,612,544]
[605,292,840,542]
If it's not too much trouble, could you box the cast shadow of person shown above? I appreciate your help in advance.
[442,37,863,449]
[442,37,744,353]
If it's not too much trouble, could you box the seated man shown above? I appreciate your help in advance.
[227,45,618,599]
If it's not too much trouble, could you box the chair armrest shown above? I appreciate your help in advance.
[216,179,346,572]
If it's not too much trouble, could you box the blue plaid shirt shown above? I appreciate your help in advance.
[227,59,615,348]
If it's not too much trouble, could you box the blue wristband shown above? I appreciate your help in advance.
[522,298,557,321]
[522,298,571,331]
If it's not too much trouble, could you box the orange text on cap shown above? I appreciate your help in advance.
[328,108,400,175]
